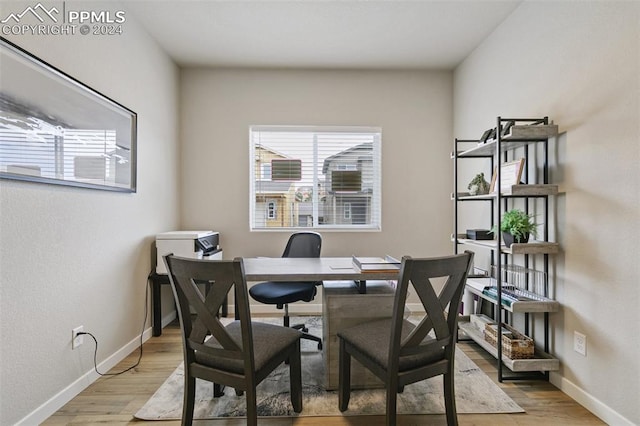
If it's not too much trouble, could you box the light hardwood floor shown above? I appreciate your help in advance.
[43,319,604,426]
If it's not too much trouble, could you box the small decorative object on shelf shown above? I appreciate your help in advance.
[467,172,490,195]
[501,120,515,137]
[491,209,538,247]
[479,128,493,144]
[466,229,492,240]
[489,158,525,193]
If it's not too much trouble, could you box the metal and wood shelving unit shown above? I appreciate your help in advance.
[452,116,560,381]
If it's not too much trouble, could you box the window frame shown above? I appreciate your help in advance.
[249,125,382,232]
[344,202,352,220]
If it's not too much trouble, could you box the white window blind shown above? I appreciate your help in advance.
[0,128,119,182]
[250,126,382,231]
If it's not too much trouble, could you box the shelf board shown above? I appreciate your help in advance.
[456,237,559,255]
[459,320,560,372]
[503,184,558,196]
[456,125,558,158]
[465,277,559,313]
[504,124,559,141]
[454,184,558,200]
[452,192,493,200]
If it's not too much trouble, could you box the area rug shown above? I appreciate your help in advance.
[135,317,523,420]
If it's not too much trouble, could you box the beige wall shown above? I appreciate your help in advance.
[454,1,639,424]
[180,68,453,312]
[0,2,181,424]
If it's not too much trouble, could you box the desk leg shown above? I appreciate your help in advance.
[152,278,162,337]
[354,280,367,294]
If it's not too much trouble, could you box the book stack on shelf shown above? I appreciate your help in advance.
[482,285,547,307]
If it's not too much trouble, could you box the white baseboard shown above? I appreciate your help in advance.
[550,372,634,426]
[15,316,169,426]
[18,303,433,425]
[162,310,177,327]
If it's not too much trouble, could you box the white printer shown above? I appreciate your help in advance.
[156,230,221,274]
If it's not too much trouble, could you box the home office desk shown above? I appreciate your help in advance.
[149,273,228,337]
[151,256,399,335]
[149,257,398,336]
[244,256,400,390]
[242,256,400,292]
[154,256,400,390]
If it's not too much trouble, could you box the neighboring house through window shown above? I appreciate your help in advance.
[250,126,381,231]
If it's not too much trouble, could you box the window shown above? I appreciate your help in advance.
[266,200,277,220]
[0,128,120,181]
[261,163,271,180]
[344,203,352,220]
[250,126,382,231]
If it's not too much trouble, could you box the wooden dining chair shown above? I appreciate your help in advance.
[164,254,303,426]
[337,252,472,426]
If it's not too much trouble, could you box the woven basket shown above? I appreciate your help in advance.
[484,323,534,359]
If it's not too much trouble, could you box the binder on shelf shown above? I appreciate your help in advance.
[481,285,545,307]
[352,255,401,273]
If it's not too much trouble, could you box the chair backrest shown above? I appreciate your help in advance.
[163,255,255,372]
[389,252,472,369]
[282,232,322,258]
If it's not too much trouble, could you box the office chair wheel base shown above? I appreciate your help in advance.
[292,324,309,333]
[317,341,323,350]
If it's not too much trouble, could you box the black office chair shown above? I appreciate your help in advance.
[249,232,323,349]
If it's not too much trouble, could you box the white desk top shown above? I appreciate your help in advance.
[242,257,400,282]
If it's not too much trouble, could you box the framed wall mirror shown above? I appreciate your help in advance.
[0,37,137,192]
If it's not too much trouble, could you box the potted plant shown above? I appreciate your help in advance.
[467,172,490,195]
[492,209,538,247]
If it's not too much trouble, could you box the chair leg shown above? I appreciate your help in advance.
[289,341,303,413]
[292,323,309,333]
[443,372,459,426]
[385,373,399,426]
[183,374,196,426]
[283,304,290,327]
[245,385,258,426]
[338,338,351,412]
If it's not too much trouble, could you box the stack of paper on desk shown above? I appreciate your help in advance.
[352,255,401,273]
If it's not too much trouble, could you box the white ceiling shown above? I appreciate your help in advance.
[125,0,522,69]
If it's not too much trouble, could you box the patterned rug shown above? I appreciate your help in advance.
[134,317,523,420]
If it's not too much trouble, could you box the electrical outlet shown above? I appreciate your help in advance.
[574,331,586,356]
[72,326,84,349]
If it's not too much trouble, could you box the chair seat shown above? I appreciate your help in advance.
[337,318,445,372]
[195,321,302,374]
[249,281,318,306]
